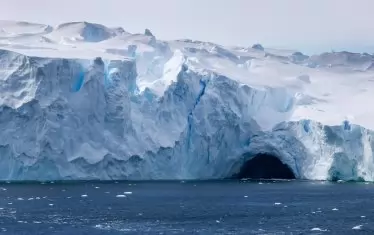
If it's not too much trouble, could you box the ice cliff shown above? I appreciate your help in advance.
[0,21,374,181]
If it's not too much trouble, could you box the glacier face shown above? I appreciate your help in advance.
[0,21,374,181]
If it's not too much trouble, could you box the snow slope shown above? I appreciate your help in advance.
[0,20,374,181]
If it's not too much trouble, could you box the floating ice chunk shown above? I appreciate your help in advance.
[116,195,126,198]
[352,225,363,230]
[310,228,327,232]
[215,220,221,223]
[332,208,338,211]
[124,192,132,195]
[7,203,12,205]
[258,182,263,184]
[274,202,282,205]
[35,197,40,200]
[17,198,24,201]
[81,194,88,198]
[28,198,34,200]
[361,215,366,218]
[33,221,42,224]
[48,204,53,206]
[95,186,100,189]
[244,195,248,198]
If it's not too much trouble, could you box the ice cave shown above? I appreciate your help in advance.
[234,153,296,180]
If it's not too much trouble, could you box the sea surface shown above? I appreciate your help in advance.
[0,180,372,234]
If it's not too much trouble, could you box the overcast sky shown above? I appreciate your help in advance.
[1,0,373,54]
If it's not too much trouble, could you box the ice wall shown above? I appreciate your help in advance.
[0,48,374,181]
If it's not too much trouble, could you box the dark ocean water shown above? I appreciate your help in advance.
[0,180,372,235]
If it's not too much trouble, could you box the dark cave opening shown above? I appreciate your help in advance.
[234,153,295,179]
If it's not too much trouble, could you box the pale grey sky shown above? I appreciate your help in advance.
[1,0,373,54]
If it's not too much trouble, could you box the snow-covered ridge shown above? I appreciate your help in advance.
[0,20,374,181]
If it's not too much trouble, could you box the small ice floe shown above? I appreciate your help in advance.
[17,198,24,201]
[116,195,126,198]
[7,202,12,205]
[0,187,7,191]
[244,196,248,198]
[337,180,344,183]
[352,225,363,230]
[124,192,132,195]
[35,197,40,200]
[361,215,366,218]
[310,228,327,232]
[81,194,88,198]
[274,202,282,205]
[62,189,66,192]
[0,208,3,210]
[94,186,100,189]
[42,196,47,199]
[215,220,221,223]
[332,208,339,211]
[33,221,42,224]
[284,205,288,208]
[48,204,54,206]
[105,192,110,194]
[28,198,34,201]
[258,182,263,185]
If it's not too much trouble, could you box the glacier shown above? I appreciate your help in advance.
[0,20,374,181]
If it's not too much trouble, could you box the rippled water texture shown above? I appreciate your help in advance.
[0,180,372,234]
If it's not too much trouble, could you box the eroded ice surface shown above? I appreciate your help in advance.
[0,20,374,181]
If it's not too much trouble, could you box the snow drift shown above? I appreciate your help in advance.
[0,20,374,181]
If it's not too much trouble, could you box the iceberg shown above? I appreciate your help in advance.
[0,20,373,181]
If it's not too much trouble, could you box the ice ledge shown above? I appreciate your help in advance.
[227,120,374,182]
